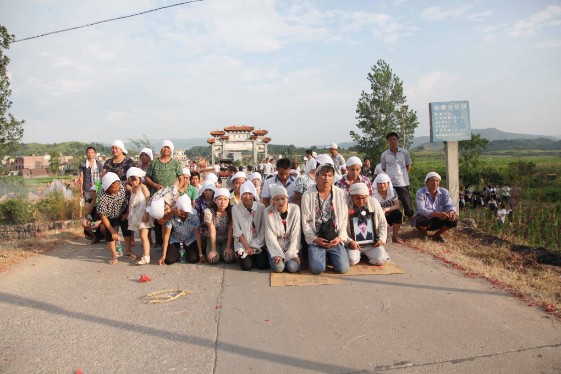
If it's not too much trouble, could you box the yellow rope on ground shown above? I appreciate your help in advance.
[144,289,192,304]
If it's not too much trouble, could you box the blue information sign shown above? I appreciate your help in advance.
[429,101,471,142]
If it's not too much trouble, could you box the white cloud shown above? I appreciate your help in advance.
[421,5,471,21]
[341,11,409,44]
[466,10,493,22]
[507,5,561,37]
[536,39,561,48]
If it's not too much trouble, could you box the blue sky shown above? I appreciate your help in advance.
[1,0,560,147]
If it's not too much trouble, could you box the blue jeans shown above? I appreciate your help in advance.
[308,243,349,274]
[268,255,301,273]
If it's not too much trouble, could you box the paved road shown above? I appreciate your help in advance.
[1,239,560,373]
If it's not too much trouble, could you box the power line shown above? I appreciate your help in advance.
[12,0,204,43]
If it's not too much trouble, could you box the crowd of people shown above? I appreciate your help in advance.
[78,132,460,273]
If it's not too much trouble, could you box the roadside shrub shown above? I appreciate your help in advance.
[35,191,81,221]
[0,198,37,224]
[0,176,28,198]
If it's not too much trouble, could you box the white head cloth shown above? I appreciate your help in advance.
[249,172,262,182]
[146,197,165,219]
[231,171,247,183]
[176,195,192,213]
[346,156,362,168]
[240,180,257,199]
[126,167,146,179]
[205,173,219,183]
[182,168,191,176]
[199,180,216,197]
[271,185,288,199]
[101,172,120,191]
[425,172,442,183]
[139,148,153,160]
[112,140,127,155]
[161,140,174,154]
[315,154,334,174]
[349,182,370,196]
[373,172,395,201]
[214,188,230,200]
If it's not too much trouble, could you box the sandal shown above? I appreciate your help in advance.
[126,253,138,260]
[108,258,118,265]
[393,237,406,244]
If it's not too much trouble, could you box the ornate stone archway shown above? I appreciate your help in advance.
[208,126,271,166]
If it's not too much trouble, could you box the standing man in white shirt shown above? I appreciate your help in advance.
[380,132,414,221]
[325,143,346,176]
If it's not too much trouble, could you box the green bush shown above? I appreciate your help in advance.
[0,176,28,197]
[35,191,81,221]
[0,198,37,224]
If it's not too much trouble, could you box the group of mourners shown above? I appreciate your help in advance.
[78,131,459,274]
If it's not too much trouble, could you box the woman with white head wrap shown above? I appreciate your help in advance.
[152,194,201,265]
[138,148,153,173]
[335,156,374,196]
[101,140,136,181]
[264,185,302,273]
[373,173,405,244]
[125,167,154,265]
[412,171,458,243]
[249,172,263,199]
[231,181,268,271]
[346,183,389,266]
[97,172,133,264]
[229,171,247,206]
[202,188,236,265]
[145,140,185,249]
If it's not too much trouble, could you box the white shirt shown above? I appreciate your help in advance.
[380,147,412,187]
[261,175,296,204]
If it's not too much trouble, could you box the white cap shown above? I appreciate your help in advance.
[325,143,338,150]
[176,195,192,213]
[101,172,120,191]
[315,154,334,174]
[139,148,153,160]
[161,140,174,154]
[199,180,216,197]
[126,167,146,179]
[112,140,127,155]
[271,185,288,199]
[182,168,191,176]
[146,197,165,219]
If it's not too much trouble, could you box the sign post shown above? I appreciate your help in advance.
[429,101,471,209]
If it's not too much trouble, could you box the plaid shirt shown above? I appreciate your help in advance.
[335,175,373,196]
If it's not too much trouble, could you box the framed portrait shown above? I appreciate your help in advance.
[351,215,375,245]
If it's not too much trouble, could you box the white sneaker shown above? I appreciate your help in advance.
[136,256,150,265]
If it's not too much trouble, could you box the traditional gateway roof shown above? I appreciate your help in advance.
[223,125,255,132]
[262,137,272,143]
[207,138,216,144]
[220,136,229,140]
[210,130,225,136]
[249,135,257,140]
[252,129,268,136]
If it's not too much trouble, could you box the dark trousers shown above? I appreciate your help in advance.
[239,250,269,271]
[154,220,163,245]
[165,241,199,265]
[385,209,404,226]
[394,186,414,218]
[415,216,458,231]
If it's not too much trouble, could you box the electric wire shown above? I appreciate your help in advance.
[12,0,204,43]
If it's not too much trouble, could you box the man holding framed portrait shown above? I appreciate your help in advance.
[346,183,390,266]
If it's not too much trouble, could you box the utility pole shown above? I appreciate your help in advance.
[400,105,408,148]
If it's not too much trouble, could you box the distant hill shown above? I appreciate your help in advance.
[142,138,208,150]
[411,128,560,150]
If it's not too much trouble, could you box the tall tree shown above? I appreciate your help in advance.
[350,59,418,162]
[48,151,61,175]
[127,134,152,155]
[459,132,489,171]
[0,25,24,159]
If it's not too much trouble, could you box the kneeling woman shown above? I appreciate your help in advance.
[373,173,405,244]
[157,195,201,265]
[97,172,133,264]
[264,185,302,273]
[232,181,268,271]
[347,183,390,266]
[203,188,236,264]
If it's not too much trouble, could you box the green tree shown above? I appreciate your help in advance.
[48,151,61,175]
[350,59,418,161]
[127,134,152,155]
[0,25,24,159]
[459,132,489,171]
